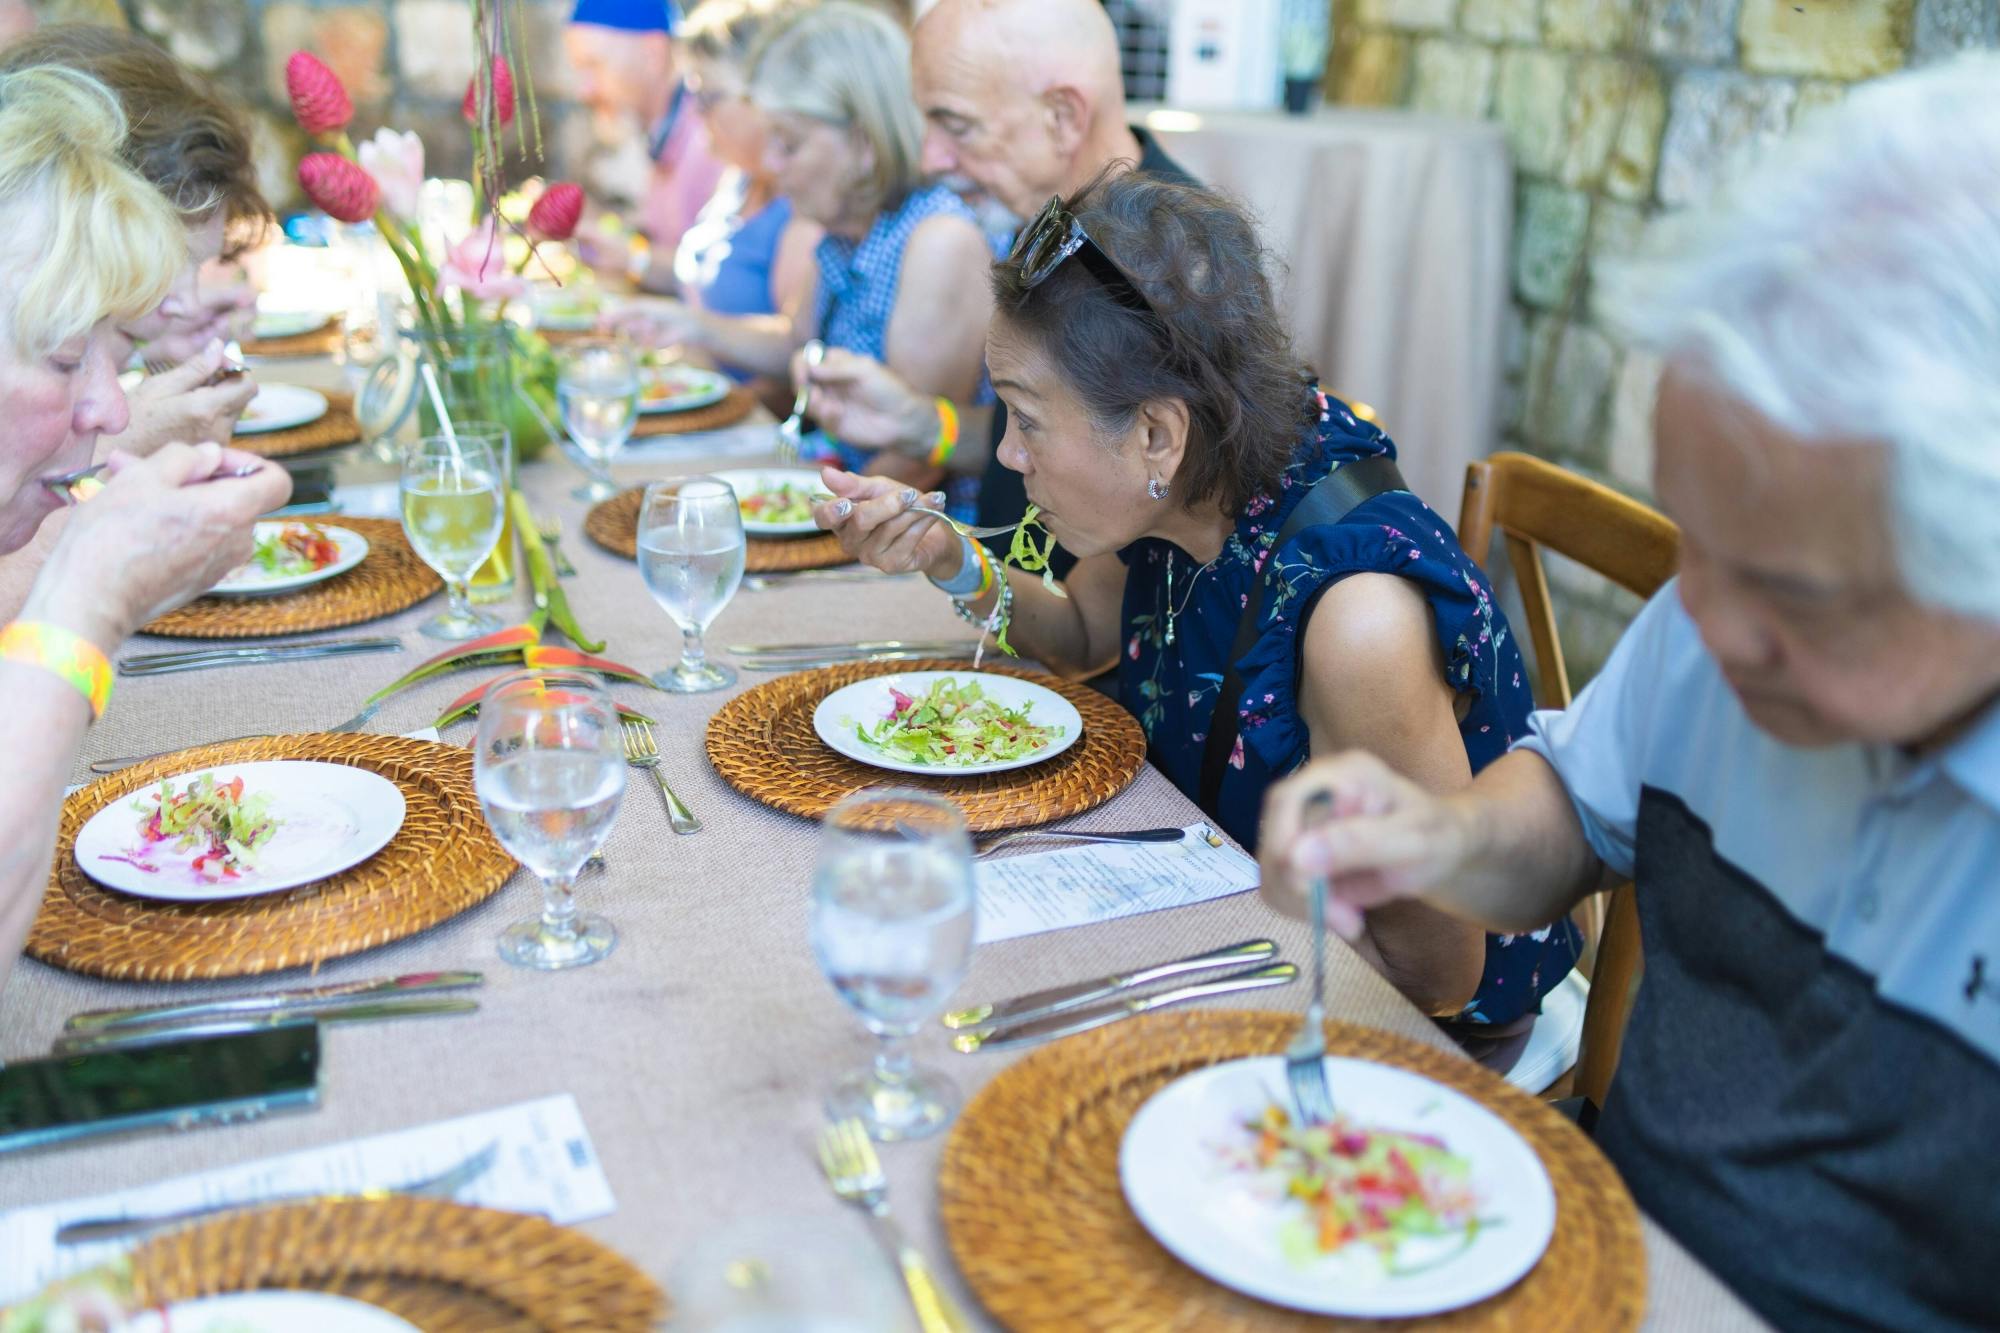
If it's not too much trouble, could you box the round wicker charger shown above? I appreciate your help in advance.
[584,485,850,574]
[130,1196,666,1332]
[705,658,1146,832]
[938,1009,1647,1332]
[240,315,342,359]
[140,517,441,639]
[631,384,757,438]
[29,734,517,981]
[232,389,363,459]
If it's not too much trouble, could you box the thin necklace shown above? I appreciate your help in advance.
[1164,546,1219,647]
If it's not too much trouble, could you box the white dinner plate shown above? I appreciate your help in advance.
[127,1290,421,1333]
[637,363,732,415]
[210,522,370,596]
[529,285,601,331]
[252,309,329,341]
[1119,1055,1557,1318]
[813,670,1083,777]
[235,383,330,435]
[711,466,830,537]
[76,760,407,902]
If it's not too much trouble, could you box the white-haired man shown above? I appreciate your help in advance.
[796,0,1192,551]
[1260,56,2000,1332]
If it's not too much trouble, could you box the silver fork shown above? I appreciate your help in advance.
[775,339,824,464]
[54,1139,499,1245]
[905,505,1015,541]
[536,514,578,577]
[816,1118,971,1333]
[621,717,699,834]
[1284,794,1337,1128]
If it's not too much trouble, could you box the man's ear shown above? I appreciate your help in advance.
[1041,83,1091,159]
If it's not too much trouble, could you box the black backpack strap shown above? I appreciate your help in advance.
[1197,454,1408,813]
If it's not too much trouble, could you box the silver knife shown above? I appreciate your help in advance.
[52,996,479,1055]
[726,639,983,656]
[743,571,916,591]
[738,648,979,671]
[942,939,1277,1031]
[66,970,485,1031]
[119,637,402,676]
[950,961,1298,1053]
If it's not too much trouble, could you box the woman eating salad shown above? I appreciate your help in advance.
[0,65,288,989]
[815,171,1578,1049]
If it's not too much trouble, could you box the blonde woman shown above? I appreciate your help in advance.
[668,0,821,387]
[0,66,289,987]
[610,1,993,501]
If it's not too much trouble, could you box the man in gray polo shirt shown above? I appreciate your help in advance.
[1258,56,2000,1332]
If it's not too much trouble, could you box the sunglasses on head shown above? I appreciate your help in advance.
[1008,196,1154,317]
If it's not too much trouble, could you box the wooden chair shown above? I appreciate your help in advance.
[1456,452,1679,1110]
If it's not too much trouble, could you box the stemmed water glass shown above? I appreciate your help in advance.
[557,336,639,501]
[400,430,506,641]
[473,670,627,970]
[637,476,746,693]
[809,790,977,1141]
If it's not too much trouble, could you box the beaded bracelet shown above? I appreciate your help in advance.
[926,397,960,468]
[949,571,1013,667]
[0,620,112,719]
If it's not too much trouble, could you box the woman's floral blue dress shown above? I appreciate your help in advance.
[1116,392,1579,1026]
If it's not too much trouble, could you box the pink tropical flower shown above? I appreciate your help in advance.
[355,128,424,220]
[464,56,517,126]
[438,218,528,302]
[297,152,377,223]
[527,182,585,242]
[285,52,352,136]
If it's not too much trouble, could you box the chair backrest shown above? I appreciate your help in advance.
[1455,452,1679,1109]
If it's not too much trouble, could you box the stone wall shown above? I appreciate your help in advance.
[1326,0,1998,679]
[68,0,588,220]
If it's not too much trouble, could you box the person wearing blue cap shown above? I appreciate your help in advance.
[568,0,723,285]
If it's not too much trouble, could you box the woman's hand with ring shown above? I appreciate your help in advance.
[813,467,962,579]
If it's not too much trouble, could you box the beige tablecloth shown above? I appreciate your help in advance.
[1133,105,1512,517]
[0,383,1760,1330]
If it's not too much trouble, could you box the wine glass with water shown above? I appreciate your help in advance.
[473,669,627,970]
[558,337,639,502]
[638,476,746,693]
[400,430,506,641]
[809,790,977,1141]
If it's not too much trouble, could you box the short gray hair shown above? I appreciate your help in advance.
[1595,53,2000,624]
[748,1,923,211]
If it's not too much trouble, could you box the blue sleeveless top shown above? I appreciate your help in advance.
[808,183,998,520]
[674,173,793,381]
[1118,391,1580,1026]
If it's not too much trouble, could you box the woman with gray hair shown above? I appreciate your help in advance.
[1259,54,2000,1332]
[0,64,289,989]
[610,0,994,507]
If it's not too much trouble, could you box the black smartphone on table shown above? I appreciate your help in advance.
[0,1023,319,1155]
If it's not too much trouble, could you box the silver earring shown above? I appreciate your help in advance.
[1147,477,1169,500]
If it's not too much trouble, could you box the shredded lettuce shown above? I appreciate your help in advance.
[1227,1104,1492,1273]
[128,772,282,878]
[739,483,821,525]
[855,677,1061,767]
[1002,505,1065,599]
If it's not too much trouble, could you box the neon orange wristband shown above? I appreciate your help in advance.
[926,397,960,468]
[0,621,112,719]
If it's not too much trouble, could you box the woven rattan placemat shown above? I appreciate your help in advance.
[630,385,756,438]
[240,316,341,359]
[232,389,362,459]
[129,1196,665,1332]
[938,1009,1647,1332]
[705,658,1146,832]
[583,486,850,573]
[139,517,440,639]
[29,734,517,980]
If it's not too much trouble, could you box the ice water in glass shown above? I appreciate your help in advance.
[810,790,976,1140]
[638,476,746,693]
[558,338,639,501]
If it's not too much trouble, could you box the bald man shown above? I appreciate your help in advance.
[798,0,1194,548]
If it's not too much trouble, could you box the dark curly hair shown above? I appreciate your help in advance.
[0,24,272,255]
[990,169,1315,519]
